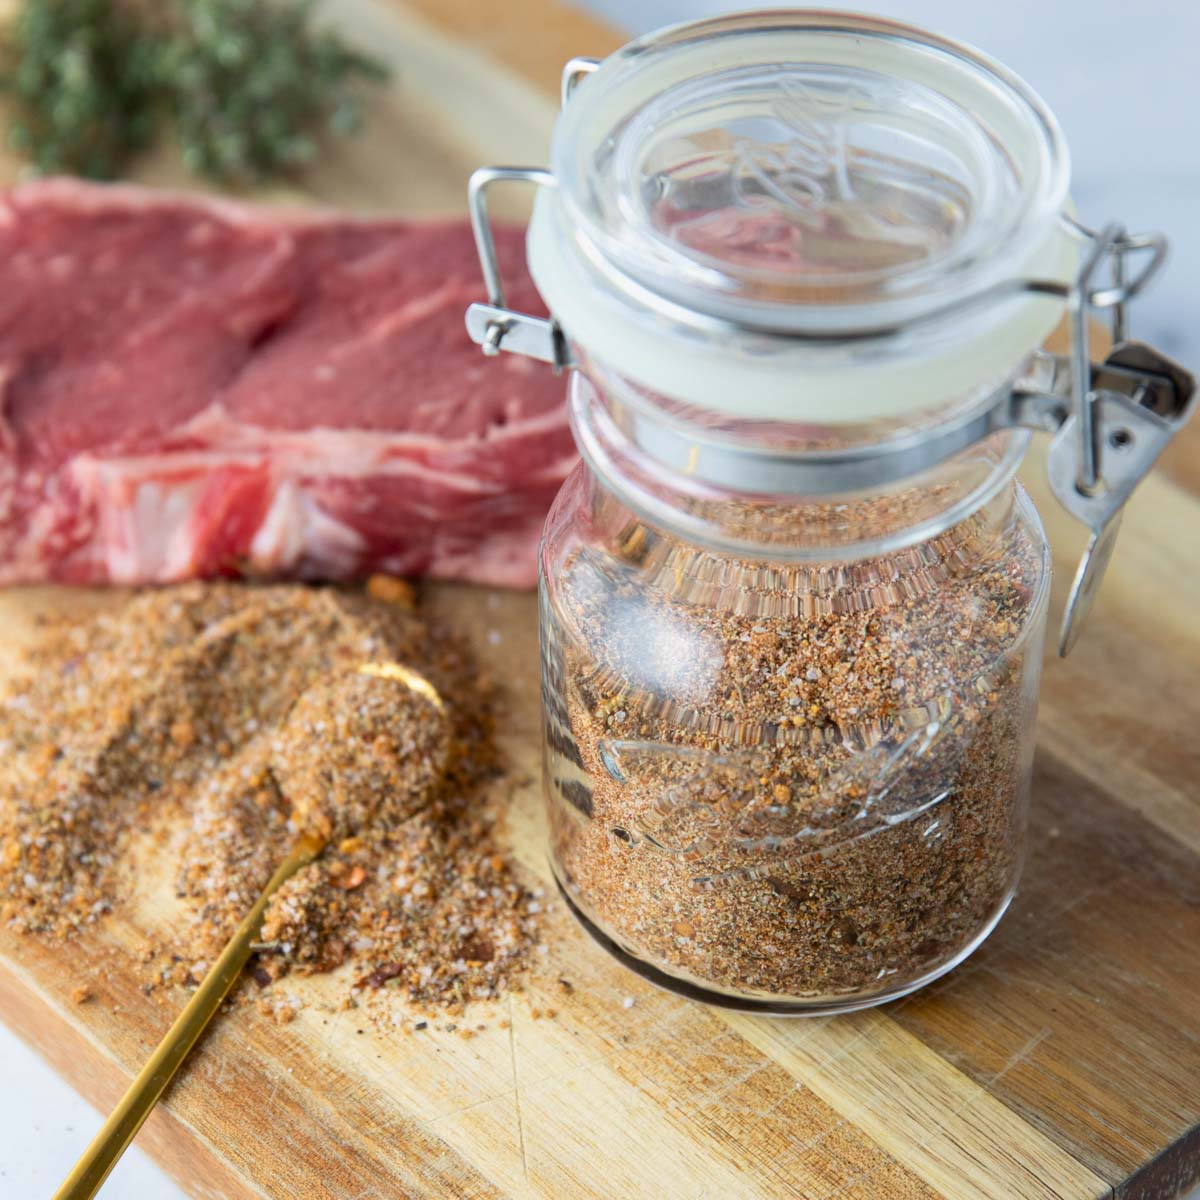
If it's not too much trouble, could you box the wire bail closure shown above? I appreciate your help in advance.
[1044,220,1194,653]
[465,166,571,372]
[464,63,1194,657]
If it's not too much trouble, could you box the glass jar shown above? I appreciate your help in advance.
[466,11,1193,1012]
[538,365,1049,1012]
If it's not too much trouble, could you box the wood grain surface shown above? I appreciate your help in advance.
[0,2,1196,1198]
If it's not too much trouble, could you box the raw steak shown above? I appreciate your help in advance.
[0,179,575,587]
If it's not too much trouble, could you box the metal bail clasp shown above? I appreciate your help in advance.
[1050,222,1195,654]
[464,59,598,370]
[464,166,572,372]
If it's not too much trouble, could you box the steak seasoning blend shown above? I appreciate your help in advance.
[466,12,1194,1012]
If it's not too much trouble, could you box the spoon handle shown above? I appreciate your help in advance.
[53,830,326,1200]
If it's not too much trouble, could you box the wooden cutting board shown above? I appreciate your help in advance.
[0,2,1198,1198]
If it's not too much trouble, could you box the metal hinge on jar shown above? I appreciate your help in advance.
[464,62,1194,657]
[1014,223,1195,653]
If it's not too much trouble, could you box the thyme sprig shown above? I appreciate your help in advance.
[2,0,389,183]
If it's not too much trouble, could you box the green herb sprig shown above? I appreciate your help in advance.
[3,0,158,179]
[1,0,389,183]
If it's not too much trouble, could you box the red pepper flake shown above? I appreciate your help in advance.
[332,864,367,891]
[358,962,404,989]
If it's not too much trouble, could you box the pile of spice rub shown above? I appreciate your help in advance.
[0,580,542,1023]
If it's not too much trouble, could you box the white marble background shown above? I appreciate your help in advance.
[3,1,1196,1196]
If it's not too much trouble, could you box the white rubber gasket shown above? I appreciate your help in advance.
[528,192,1076,422]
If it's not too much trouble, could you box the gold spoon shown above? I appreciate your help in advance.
[54,662,447,1200]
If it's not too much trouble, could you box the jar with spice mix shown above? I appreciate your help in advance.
[465,12,1195,1013]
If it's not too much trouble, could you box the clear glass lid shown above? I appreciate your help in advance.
[553,10,1069,336]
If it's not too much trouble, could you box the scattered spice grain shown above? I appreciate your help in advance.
[0,582,540,1018]
[366,574,417,609]
[543,495,1044,1004]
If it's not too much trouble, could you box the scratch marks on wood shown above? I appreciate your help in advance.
[988,1028,1052,1088]
[508,994,529,1181]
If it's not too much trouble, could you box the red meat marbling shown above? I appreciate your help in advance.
[0,179,573,587]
